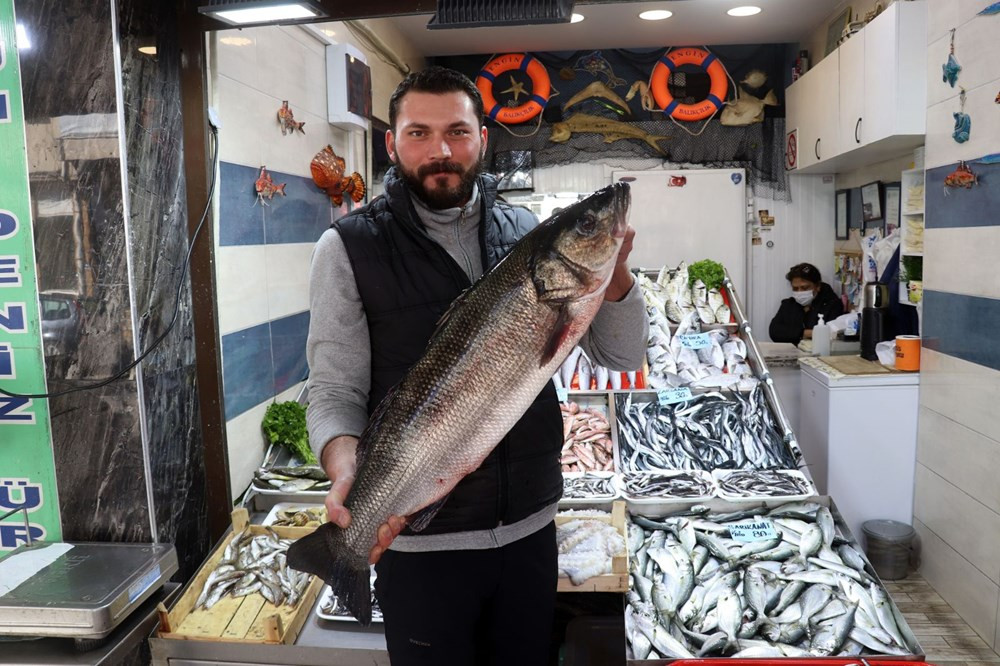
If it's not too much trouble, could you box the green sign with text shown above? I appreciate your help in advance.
[0,1,61,550]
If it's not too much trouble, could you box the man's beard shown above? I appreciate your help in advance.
[397,156,482,210]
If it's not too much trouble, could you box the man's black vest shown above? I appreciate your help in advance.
[333,168,563,535]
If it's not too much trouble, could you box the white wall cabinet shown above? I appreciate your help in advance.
[787,0,927,174]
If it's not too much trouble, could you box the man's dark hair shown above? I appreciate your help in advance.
[786,262,822,284]
[388,66,484,131]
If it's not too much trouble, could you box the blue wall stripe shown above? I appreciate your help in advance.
[925,160,1000,229]
[220,161,334,246]
[222,310,310,420]
[271,311,310,395]
[222,320,274,421]
[922,289,1000,373]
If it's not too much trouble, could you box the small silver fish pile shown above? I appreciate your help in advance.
[640,262,731,325]
[624,472,714,499]
[718,470,813,498]
[553,345,638,391]
[253,465,332,493]
[270,506,326,527]
[321,589,382,622]
[560,401,615,472]
[624,501,916,660]
[645,305,757,391]
[195,527,312,610]
[563,473,617,499]
[616,388,796,473]
[557,510,626,585]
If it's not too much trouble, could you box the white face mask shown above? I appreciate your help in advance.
[792,290,815,306]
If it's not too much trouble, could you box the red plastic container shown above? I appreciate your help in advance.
[668,661,935,666]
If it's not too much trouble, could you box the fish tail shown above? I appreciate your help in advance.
[287,523,372,625]
[350,173,366,202]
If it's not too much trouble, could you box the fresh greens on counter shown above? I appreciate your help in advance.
[262,401,317,465]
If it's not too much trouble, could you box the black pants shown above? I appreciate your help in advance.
[374,521,557,666]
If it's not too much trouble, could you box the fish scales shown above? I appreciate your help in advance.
[288,185,629,624]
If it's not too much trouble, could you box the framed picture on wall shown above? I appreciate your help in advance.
[860,180,884,223]
[825,7,852,56]
[835,189,850,240]
[883,181,901,235]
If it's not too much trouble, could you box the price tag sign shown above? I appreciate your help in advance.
[678,333,712,350]
[556,387,569,403]
[729,519,777,543]
[657,387,692,405]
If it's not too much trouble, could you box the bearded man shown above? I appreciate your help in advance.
[305,66,646,665]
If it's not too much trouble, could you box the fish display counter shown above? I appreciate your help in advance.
[622,497,925,663]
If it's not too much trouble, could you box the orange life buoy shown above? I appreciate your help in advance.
[650,47,728,122]
[476,54,550,124]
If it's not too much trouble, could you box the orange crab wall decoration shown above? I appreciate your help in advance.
[310,145,365,206]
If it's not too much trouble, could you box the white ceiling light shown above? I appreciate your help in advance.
[570,13,585,23]
[639,9,673,20]
[15,23,30,50]
[727,6,762,16]
[199,1,327,26]
[138,46,157,55]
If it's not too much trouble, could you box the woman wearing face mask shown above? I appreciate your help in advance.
[769,263,844,344]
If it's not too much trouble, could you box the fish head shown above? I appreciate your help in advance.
[549,122,571,143]
[530,182,630,302]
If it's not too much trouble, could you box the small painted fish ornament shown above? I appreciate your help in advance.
[952,111,971,143]
[254,166,286,205]
[310,145,365,206]
[943,161,978,195]
[978,1,1000,15]
[277,100,305,135]
[942,29,961,88]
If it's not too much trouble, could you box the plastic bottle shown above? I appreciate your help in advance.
[813,314,831,356]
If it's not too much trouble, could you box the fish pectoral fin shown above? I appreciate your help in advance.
[541,304,573,367]
[407,494,451,532]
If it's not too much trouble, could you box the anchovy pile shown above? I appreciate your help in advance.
[718,470,813,498]
[616,388,796,472]
[253,465,331,493]
[320,580,382,623]
[557,510,626,585]
[625,501,917,660]
[563,474,617,499]
[195,527,312,610]
[623,472,714,499]
[560,401,615,472]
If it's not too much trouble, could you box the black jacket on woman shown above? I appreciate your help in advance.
[769,282,844,344]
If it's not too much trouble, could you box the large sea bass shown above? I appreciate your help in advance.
[287,183,631,624]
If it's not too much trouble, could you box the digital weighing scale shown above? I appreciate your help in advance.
[0,541,177,646]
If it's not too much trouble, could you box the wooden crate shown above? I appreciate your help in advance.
[556,500,628,593]
[157,508,322,645]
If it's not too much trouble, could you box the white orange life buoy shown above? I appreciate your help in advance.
[650,47,728,122]
[476,54,551,124]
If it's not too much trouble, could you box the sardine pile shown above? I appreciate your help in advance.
[321,591,382,622]
[563,473,617,499]
[625,501,916,660]
[253,465,331,493]
[195,527,312,610]
[553,346,638,391]
[616,388,797,472]
[624,472,715,499]
[640,262,731,325]
[717,471,813,498]
[557,510,626,585]
[560,401,615,472]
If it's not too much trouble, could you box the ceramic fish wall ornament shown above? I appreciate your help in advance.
[740,69,768,88]
[310,145,365,206]
[720,87,778,126]
[942,29,961,88]
[943,161,977,195]
[254,166,286,205]
[978,1,1000,15]
[625,80,654,111]
[952,88,971,143]
[564,81,630,114]
[548,113,669,154]
[277,101,305,135]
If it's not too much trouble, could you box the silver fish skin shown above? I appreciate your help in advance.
[632,608,695,658]
[870,582,908,647]
[716,589,743,643]
[696,631,728,657]
[816,506,836,548]
[797,583,834,627]
[838,543,868,573]
[798,524,823,560]
[743,567,770,618]
[287,184,630,625]
[810,603,856,656]
[849,626,911,655]
[770,579,806,616]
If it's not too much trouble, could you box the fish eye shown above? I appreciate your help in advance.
[577,213,598,237]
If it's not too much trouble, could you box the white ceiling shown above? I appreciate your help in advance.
[370,0,843,57]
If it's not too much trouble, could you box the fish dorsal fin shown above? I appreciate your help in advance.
[354,383,400,472]
[541,303,572,367]
[407,494,451,532]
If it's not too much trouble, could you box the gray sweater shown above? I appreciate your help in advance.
[305,186,648,550]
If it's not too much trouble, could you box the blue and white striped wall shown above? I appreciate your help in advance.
[913,0,1000,648]
[210,26,363,494]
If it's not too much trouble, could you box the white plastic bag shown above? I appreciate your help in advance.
[876,340,896,367]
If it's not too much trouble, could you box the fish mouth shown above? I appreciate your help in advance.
[611,182,630,238]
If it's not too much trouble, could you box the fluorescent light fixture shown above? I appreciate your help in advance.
[570,13,585,23]
[15,23,30,50]
[199,1,327,26]
[639,9,673,20]
[219,36,253,46]
[138,46,157,55]
[727,6,762,16]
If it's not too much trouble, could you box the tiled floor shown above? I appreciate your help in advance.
[891,574,1000,665]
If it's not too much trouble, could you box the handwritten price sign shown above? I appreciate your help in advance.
[678,333,712,350]
[657,387,692,405]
